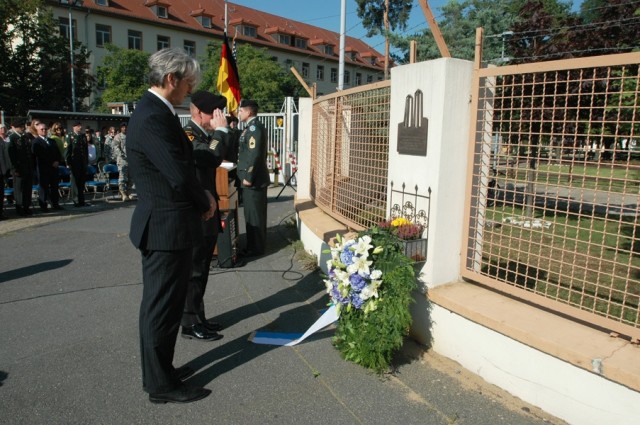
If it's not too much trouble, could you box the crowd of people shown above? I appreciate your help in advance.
[0,119,132,219]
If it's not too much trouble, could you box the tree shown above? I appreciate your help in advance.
[95,44,150,112]
[355,0,413,37]
[390,0,517,64]
[0,0,93,116]
[356,0,413,78]
[200,41,303,113]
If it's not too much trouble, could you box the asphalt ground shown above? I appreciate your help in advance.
[0,186,565,424]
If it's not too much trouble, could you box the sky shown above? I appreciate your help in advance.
[231,0,450,55]
[231,0,584,55]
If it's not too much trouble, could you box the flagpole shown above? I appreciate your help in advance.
[224,0,228,34]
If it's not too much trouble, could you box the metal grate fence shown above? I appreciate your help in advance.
[310,81,391,230]
[463,50,640,340]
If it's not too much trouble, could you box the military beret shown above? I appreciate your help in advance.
[11,118,26,128]
[119,122,128,128]
[72,122,82,127]
[239,99,258,110]
[191,91,227,113]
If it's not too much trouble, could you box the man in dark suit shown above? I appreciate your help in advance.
[7,119,33,216]
[237,99,270,256]
[126,48,216,405]
[32,122,63,211]
[180,90,230,341]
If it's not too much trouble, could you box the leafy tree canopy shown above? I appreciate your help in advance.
[0,0,93,116]
[355,0,413,37]
[95,44,150,112]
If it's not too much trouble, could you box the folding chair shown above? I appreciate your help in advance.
[103,163,120,200]
[58,166,72,204]
[84,164,107,199]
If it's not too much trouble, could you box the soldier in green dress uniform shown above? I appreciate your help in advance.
[237,99,269,256]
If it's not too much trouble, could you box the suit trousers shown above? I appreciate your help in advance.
[13,173,33,210]
[70,167,86,205]
[243,186,267,254]
[139,248,192,394]
[182,232,219,327]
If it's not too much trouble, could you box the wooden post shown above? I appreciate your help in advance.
[410,40,417,63]
[290,66,314,97]
[418,0,451,58]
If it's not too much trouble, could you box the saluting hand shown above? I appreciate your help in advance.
[210,109,227,129]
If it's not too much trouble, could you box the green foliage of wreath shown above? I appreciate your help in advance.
[332,226,416,373]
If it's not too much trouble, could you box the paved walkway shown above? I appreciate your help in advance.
[0,187,565,424]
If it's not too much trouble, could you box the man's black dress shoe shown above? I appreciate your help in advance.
[181,324,223,341]
[149,385,211,404]
[199,319,223,332]
[175,365,194,380]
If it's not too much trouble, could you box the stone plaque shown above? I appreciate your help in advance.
[397,89,428,156]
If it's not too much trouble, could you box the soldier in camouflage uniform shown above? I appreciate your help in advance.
[112,122,131,201]
[7,119,34,216]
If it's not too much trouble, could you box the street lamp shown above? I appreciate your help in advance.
[60,0,84,112]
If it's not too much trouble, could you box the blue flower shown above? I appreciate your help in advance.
[340,246,354,265]
[350,293,364,309]
[349,274,367,292]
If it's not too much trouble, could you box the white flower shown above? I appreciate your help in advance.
[360,284,379,300]
[353,235,373,256]
[370,269,382,280]
[346,255,372,276]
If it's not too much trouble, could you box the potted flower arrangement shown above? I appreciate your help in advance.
[324,225,417,372]
[379,217,427,263]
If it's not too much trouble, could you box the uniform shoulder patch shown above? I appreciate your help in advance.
[249,136,256,149]
[249,125,256,132]
[184,129,195,142]
[209,139,219,151]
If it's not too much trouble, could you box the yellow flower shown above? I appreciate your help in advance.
[391,217,411,227]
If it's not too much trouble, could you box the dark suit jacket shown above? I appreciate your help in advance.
[127,90,210,251]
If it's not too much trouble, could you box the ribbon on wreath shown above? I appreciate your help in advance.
[249,305,338,346]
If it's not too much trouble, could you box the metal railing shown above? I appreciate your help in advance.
[463,44,640,340]
[310,81,391,230]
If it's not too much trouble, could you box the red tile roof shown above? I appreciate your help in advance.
[74,0,384,70]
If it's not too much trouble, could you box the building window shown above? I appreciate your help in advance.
[128,30,142,50]
[58,17,77,40]
[302,62,309,78]
[96,24,112,47]
[241,26,257,37]
[277,34,291,45]
[316,65,324,81]
[284,58,293,68]
[95,0,109,6]
[355,73,362,85]
[294,38,307,49]
[184,40,196,57]
[324,45,334,55]
[366,75,373,83]
[330,68,337,83]
[157,35,170,50]
[344,70,351,85]
[156,5,168,19]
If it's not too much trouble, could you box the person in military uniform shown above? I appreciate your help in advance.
[7,119,34,216]
[237,99,270,256]
[112,122,131,201]
[65,122,89,207]
[179,90,231,341]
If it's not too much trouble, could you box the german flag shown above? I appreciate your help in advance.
[216,33,241,113]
